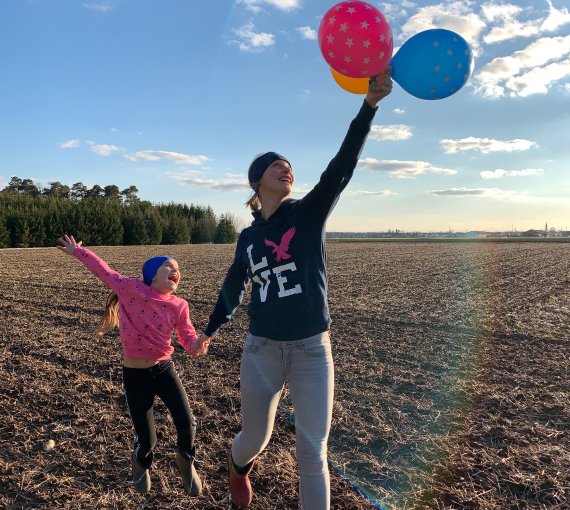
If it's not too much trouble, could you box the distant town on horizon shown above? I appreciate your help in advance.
[326,223,570,239]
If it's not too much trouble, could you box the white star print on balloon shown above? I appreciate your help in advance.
[318,1,393,79]
[390,29,474,100]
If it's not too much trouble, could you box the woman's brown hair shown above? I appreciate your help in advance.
[245,185,261,211]
[97,291,119,336]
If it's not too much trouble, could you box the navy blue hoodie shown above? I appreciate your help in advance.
[204,100,377,341]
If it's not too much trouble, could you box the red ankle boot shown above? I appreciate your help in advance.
[227,449,254,508]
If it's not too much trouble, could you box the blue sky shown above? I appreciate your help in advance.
[1,0,568,232]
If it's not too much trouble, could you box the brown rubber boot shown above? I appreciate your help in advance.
[175,451,203,496]
[131,452,151,493]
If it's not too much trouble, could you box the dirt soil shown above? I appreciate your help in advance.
[1,241,569,509]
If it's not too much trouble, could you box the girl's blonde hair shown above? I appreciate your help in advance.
[97,291,119,336]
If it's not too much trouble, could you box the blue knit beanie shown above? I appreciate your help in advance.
[142,256,171,285]
[248,151,290,189]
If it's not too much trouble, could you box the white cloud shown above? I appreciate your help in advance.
[170,176,249,192]
[0,176,8,189]
[83,3,114,13]
[399,1,486,52]
[426,188,569,205]
[125,150,208,165]
[480,168,544,179]
[379,1,417,23]
[482,3,539,44]
[540,0,570,33]
[427,188,568,207]
[59,139,80,149]
[506,58,570,97]
[474,35,570,97]
[238,0,300,13]
[345,189,397,197]
[482,0,570,44]
[440,137,538,154]
[426,187,522,199]
[481,2,522,23]
[290,185,312,196]
[369,124,413,141]
[358,158,457,179]
[296,26,317,40]
[90,144,121,156]
[393,108,406,114]
[230,23,275,53]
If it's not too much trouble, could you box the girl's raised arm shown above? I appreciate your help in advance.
[57,234,129,294]
[57,234,83,255]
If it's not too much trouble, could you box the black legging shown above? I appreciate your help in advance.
[123,360,196,469]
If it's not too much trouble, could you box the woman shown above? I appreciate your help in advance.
[193,70,392,509]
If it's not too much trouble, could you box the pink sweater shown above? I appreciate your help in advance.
[73,247,198,360]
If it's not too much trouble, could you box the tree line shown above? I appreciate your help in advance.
[0,176,238,248]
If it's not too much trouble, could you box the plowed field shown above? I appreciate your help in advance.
[1,241,569,509]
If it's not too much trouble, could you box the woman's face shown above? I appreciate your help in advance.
[258,159,294,199]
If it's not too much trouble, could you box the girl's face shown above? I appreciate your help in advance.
[151,259,180,294]
[258,159,294,199]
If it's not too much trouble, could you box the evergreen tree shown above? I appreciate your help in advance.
[144,209,163,245]
[4,176,23,193]
[26,207,46,247]
[196,211,217,243]
[214,215,237,244]
[121,185,139,205]
[122,203,158,245]
[22,179,42,196]
[10,215,31,247]
[163,216,190,244]
[123,209,149,245]
[44,181,70,199]
[43,199,71,246]
[2,176,41,196]
[94,201,123,245]
[86,185,104,199]
[0,212,10,248]
[104,185,122,203]
[71,182,88,201]
[75,200,100,245]
[0,176,229,248]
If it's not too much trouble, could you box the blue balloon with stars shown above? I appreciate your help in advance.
[390,29,474,100]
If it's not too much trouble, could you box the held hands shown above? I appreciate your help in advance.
[189,333,212,359]
[57,234,83,255]
[365,66,393,108]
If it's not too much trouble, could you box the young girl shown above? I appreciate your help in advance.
[192,70,393,509]
[57,234,202,496]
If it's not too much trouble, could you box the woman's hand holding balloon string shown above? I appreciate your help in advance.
[366,67,393,107]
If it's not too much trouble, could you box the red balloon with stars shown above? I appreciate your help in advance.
[318,1,393,79]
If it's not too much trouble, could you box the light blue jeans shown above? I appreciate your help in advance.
[232,332,334,510]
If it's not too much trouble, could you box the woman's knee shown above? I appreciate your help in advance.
[296,442,328,474]
[232,429,273,465]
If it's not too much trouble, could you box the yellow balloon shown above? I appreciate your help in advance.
[330,68,369,94]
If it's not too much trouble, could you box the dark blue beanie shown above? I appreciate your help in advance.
[142,256,171,285]
[248,152,290,189]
